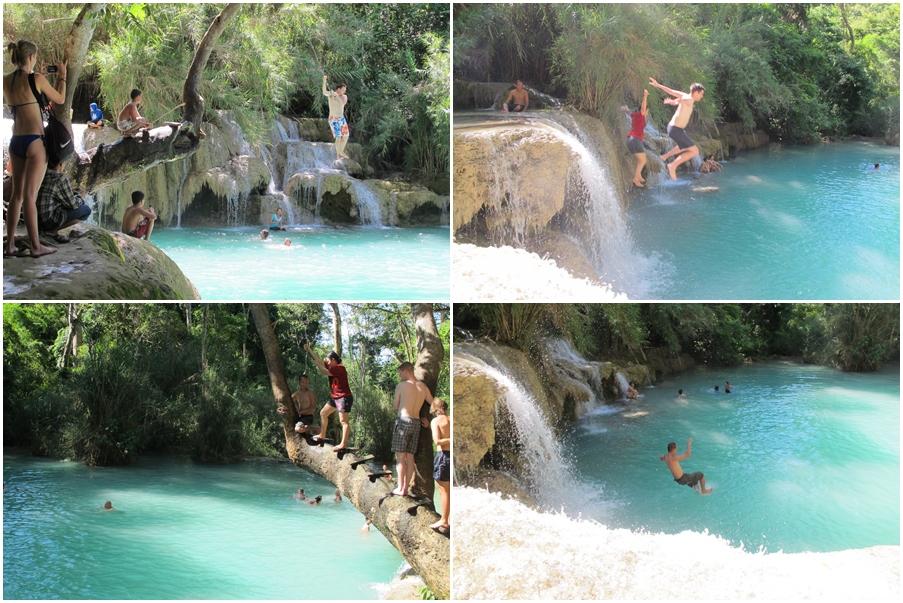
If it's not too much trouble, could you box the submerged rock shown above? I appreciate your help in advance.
[3,224,199,300]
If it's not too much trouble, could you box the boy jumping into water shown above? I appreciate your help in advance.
[322,74,350,160]
[648,77,705,180]
[660,438,712,495]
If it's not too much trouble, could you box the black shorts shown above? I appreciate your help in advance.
[295,414,314,426]
[667,125,695,150]
[327,396,353,413]
[507,103,525,112]
[433,450,450,482]
[675,471,703,488]
[626,136,644,154]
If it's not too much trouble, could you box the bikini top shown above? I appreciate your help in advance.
[8,70,40,118]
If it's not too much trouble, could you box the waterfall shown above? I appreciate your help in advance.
[258,144,298,225]
[349,180,383,226]
[614,372,630,398]
[455,342,575,504]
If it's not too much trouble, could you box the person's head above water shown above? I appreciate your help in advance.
[103,500,113,510]
[283,238,291,246]
[326,351,342,366]
[690,82,705,101]
[678,388,684,395]
[667,442,677,453]
[714,385,719,391]
[131,190,145,206]
[874,163,880,169]
[260,229,269,240]
[397,360,415,380]
[130,88,142,105]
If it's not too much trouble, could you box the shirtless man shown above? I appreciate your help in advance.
[430,398,451,533]
[290,374,317,434]
[117,88,150,137]
[649,77,705,180]
[391,361,433,497]
[121,190,157,240]
[322,74,350,160]
[501,80,529,112]
[660,438,712,495]
[304,342,354,450]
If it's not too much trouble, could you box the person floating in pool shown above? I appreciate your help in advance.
[103,500,115,511]
[283,238,292,247]
[391,361,433,497]
[661,438,712,495]
[676,388,687,400]
[648,77,705,180]
[322,74,350,160]
[121,190,157,241]
[621,89,649,188]
[304,341,354,451]
[873,163,880,170]
[270,207,286,231]
[308,495,323,505]
[260,229,270,240]
[294,488,306,500]
[724,381,732,393]
[501,79,530,113]
[334,489,342,503]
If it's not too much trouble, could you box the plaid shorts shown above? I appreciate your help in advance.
[391,417,420,454]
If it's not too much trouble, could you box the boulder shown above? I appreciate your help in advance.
[716,122,770,157]
[366,179,449,226]
[3,224,199,300]
[294,117,333,142]
[452,357,501,472]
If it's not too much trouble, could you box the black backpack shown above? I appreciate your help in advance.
[27,73,74,164]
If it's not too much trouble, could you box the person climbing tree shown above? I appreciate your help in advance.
[304,341,354,450]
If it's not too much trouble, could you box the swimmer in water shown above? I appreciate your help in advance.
[103,500,114,511]
[660,438,712,495]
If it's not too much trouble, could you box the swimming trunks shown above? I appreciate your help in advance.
[9,134,44,158]
[626,136,644,155]
[667,125,695,150]
[391,416,420,454]
[117,119,136,132]
[433,449,450,482]
[328,116,349,139]
[675,471,703,488]
[326,395,353,413]
[128,218,150,239]
[507,103,525,112]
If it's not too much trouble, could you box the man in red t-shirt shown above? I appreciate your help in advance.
[304,342,354,450]
[621,88,649,188]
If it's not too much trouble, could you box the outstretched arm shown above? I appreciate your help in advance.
[641,89,649,116]
[37,63,67,105]
[649,77,684,98]
[322,74,331,97]
[677,437,693,461]
[303,342,331,377]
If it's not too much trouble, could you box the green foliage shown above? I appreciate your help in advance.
[418,585,437,600]
[454,3,899,141]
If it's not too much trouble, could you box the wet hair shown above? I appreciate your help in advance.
[8,40,37,67]
[327,351,341,363]
[690,83,705,94]
[398,361,415,373]
[131,190,145,205]
[678,389,683,395]
[874,163,880,169]
[315,495,322,502]
[130,88,142,101]
[667,442,677,452]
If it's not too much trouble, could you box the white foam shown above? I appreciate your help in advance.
[453,243,626,300]
[453,487,900,600]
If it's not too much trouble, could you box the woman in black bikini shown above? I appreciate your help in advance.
[4,40,67,258]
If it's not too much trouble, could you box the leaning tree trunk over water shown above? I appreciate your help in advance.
[70,3,240,192]
[329,303,343,357]
[250,303,449,597]
[411,303,444,500]
[55,3,106,128]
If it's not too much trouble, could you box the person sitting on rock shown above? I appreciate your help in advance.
[700,155,722,173]
[501,79,529,112]
[270,207,286,230]
[37,155,91,241]
[322,74,350,160]
[430,397,451,534]
[121,190,157,241]
[88,102,104,129]
[117,88,150,137]
[626,382,640,400]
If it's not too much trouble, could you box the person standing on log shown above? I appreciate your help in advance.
[430,398,451,534]
[304,342,354,451]
[322,74,350,160]
[391,362,433,497]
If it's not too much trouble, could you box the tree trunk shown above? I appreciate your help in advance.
[55,3,107,128]
[250,303,449,598]
[70,4,240,192]
[411,303,444,500]
[329,303,343,357]
[838,4,855,51]
[59,303,82,369]
[182,3,241,132]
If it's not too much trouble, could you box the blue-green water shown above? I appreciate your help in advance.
[152,226,449,300]
[630,142,900,299]
[3,455,403,599]
[571,362,900,553]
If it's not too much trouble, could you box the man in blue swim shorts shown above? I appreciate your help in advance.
[323,74,350,160]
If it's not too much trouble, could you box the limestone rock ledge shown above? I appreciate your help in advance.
[3,224,199,300]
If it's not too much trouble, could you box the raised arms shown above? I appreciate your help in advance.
[38,61,67,105]
[677,437,693,461]
[649,77,684,99]
[322,74,331,98]
[641,88,649,116]
[303,341,331,377]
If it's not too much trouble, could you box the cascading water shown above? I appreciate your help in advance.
[349,179,383,226]
[455,342,575,505]
[543,337,605,413]
[614,372,630,398]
